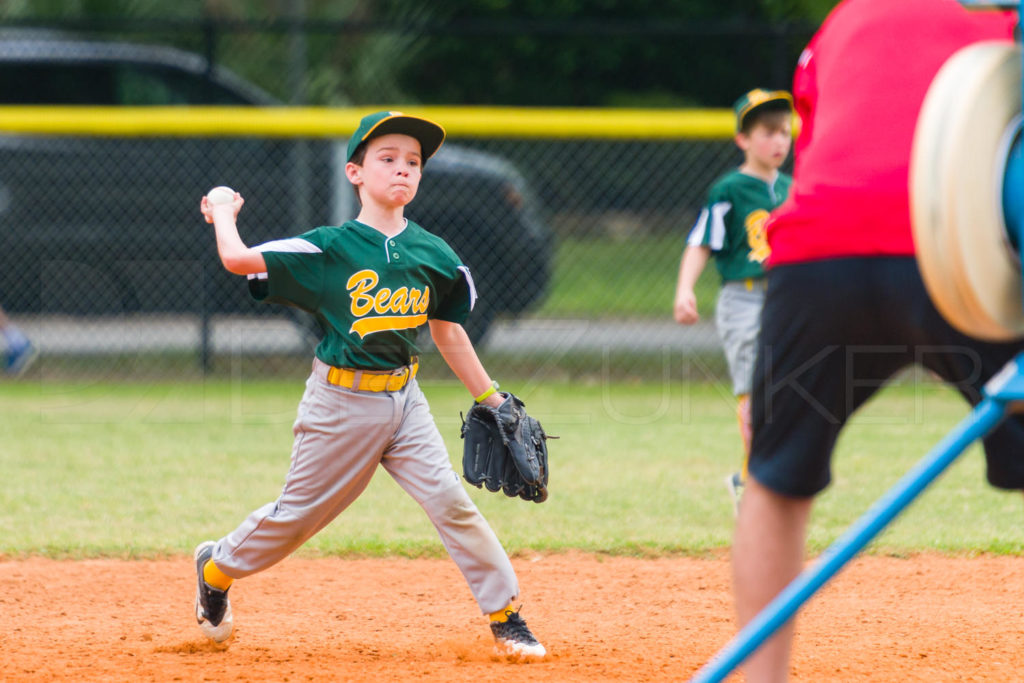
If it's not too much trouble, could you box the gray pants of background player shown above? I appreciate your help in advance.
[715,280,766,396]
[211,358,519,615]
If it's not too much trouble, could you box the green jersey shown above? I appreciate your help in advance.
[249,219,474,370]
[687,169,792,282]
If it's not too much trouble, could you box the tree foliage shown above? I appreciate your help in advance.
[0,0,836,106]
[395,1,820,106]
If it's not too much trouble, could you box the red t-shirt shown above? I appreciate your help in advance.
[766,0,1016,266]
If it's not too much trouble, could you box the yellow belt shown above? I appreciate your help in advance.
[743,278,767,291]
[325,358,419,392]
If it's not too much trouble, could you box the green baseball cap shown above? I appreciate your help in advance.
[733,89,794,131]
[346,110,446,163]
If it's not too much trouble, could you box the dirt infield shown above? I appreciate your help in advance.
[1,551,1021,682]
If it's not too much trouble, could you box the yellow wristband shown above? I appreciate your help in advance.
[475,381,500,403]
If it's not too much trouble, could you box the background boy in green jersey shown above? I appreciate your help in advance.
[673,89,794,513]
[194,111,544,658]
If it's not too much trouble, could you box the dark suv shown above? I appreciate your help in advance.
[0,32,550,342]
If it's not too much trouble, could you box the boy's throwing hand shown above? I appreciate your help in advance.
[200,190,244,224]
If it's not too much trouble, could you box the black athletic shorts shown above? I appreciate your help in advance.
[748,256,1024,497]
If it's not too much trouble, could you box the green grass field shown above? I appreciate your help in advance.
[537,234,720,318]
[1,377,1021,559]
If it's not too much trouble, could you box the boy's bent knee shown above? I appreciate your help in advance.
[422,481,479,522]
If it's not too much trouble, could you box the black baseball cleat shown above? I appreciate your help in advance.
[194,541,233,642]
[490,607,546,658]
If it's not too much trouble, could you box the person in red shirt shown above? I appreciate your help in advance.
[734,1,1022,680]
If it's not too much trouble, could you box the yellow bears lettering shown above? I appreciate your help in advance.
[744,209,772,263]
[347,270,378,317]
[347,269,431,317]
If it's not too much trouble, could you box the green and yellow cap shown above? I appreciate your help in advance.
[733,89,794,131]
[346,110,446,163]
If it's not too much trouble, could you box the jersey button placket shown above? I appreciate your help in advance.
[388,239,400,261]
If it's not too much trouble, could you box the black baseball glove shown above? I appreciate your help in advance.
[461,393,553,503]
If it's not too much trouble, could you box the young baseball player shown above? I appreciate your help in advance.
[193,111,545,658]
[0,304,36,376]
[673,89,793,513]
[732,2,1019,680]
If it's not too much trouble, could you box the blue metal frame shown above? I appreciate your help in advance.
[689,4,1024,680]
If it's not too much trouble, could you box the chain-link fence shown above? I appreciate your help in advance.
[1,122,761,382]
[0,17,801,382]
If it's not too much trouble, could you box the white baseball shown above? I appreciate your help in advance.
[206,186,236,205]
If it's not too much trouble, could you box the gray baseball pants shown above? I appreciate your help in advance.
[211,358,519,615]
[716,279,766,396]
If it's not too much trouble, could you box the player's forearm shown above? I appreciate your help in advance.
[429,319,502,407]
[677,246,711,294]
[212,210,266,275]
